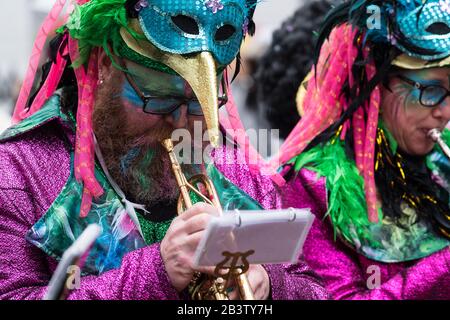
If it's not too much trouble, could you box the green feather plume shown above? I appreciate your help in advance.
[63,0,143,67]
[290,139,380,246]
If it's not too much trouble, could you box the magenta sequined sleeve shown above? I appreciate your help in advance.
[65,244,179,300]
[303,210,450,300]
[0,124,179,300]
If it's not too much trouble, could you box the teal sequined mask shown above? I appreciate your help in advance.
[134,0,256,66]
[367,0,450,61]
[396,0,450,60]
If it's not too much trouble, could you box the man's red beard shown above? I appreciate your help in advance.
[92,73,195,210]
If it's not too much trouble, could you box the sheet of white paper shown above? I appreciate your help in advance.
[193,208,314,268]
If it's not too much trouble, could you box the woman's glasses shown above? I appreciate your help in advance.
[397,75,450,108]
[122,61,228,116]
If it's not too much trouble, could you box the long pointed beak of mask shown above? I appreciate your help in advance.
[120,26,221,147]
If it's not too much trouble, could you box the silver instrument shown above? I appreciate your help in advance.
[428,129,450,158]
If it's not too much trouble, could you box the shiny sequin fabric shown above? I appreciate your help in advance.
[0,103,329,300]
[396,0,450,60]
[283,173,450,300]
[138,0,250,66]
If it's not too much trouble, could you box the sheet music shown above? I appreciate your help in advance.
[193,208,314,268]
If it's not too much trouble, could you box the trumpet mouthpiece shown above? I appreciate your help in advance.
[428,128,450,159]
[428,129,441,143]
[161,139,174,152]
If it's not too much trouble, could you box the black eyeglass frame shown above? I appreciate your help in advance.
[396,75,450,108]
[121,59,229,115]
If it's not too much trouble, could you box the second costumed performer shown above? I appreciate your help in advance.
[272,0,450,300]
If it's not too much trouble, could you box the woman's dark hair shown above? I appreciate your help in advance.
[250,0,342,139]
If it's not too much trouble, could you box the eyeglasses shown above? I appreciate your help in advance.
[396,75,450,108]
[121,60,228,116]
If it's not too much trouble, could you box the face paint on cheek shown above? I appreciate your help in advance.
[120,147,141,175]
[388,97,402,124]
[121,80,145,109]
[406,87,421,107]
[406,74,444,108]
[171,107,183,122]
[390,83,416,111]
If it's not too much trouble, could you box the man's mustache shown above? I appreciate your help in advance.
[128,124,177,148]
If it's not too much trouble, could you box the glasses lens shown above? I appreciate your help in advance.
[421,86,448,107]
[187,101,204,116]
[144,98,181,114]
[187,96,229,116]
[144,96,226,116]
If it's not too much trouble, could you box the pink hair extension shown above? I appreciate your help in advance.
[361,58,381,223]
[272,24,357,170]
[27,34,69,116]
[220,71,284,184]
[271,23,382,223]
[72,47,104,218]
[353,107,366,172]
[341,27,359,139]
[13,0,102,218]
[13,0,69,123]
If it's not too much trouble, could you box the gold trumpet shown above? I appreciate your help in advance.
[161,138,255,300]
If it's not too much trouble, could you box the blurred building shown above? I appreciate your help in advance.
[0,0,53,132]
[234,0,306,156]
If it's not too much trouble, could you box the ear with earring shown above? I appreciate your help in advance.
[98,70,105,85]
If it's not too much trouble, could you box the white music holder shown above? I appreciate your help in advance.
[193,208,315,268]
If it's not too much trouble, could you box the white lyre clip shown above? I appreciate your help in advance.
[234,209,243,227]
[288,208,298,222]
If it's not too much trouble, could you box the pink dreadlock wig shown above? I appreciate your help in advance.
[271,24,381,223]
[13,0,102,218]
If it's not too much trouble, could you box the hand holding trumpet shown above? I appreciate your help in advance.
[160,203,218,293]
[160,202,270,299]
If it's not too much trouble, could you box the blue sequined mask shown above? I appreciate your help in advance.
[135,0,253,66]
[396,0,450,60]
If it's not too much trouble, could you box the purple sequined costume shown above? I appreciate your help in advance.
[285,173,450,300]
[0,121,329,300]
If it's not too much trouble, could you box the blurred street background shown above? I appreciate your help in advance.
[0,0,308,150]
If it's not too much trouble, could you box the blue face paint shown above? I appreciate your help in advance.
[170,107,183,122]
[407,76,439,105]
[119,59,226,115]
[120,147,141,174]
[122,80,145,108]
[399,72,450,108]
[408,75,443,87]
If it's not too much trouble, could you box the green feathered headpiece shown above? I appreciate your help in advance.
[64,0,174,73]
